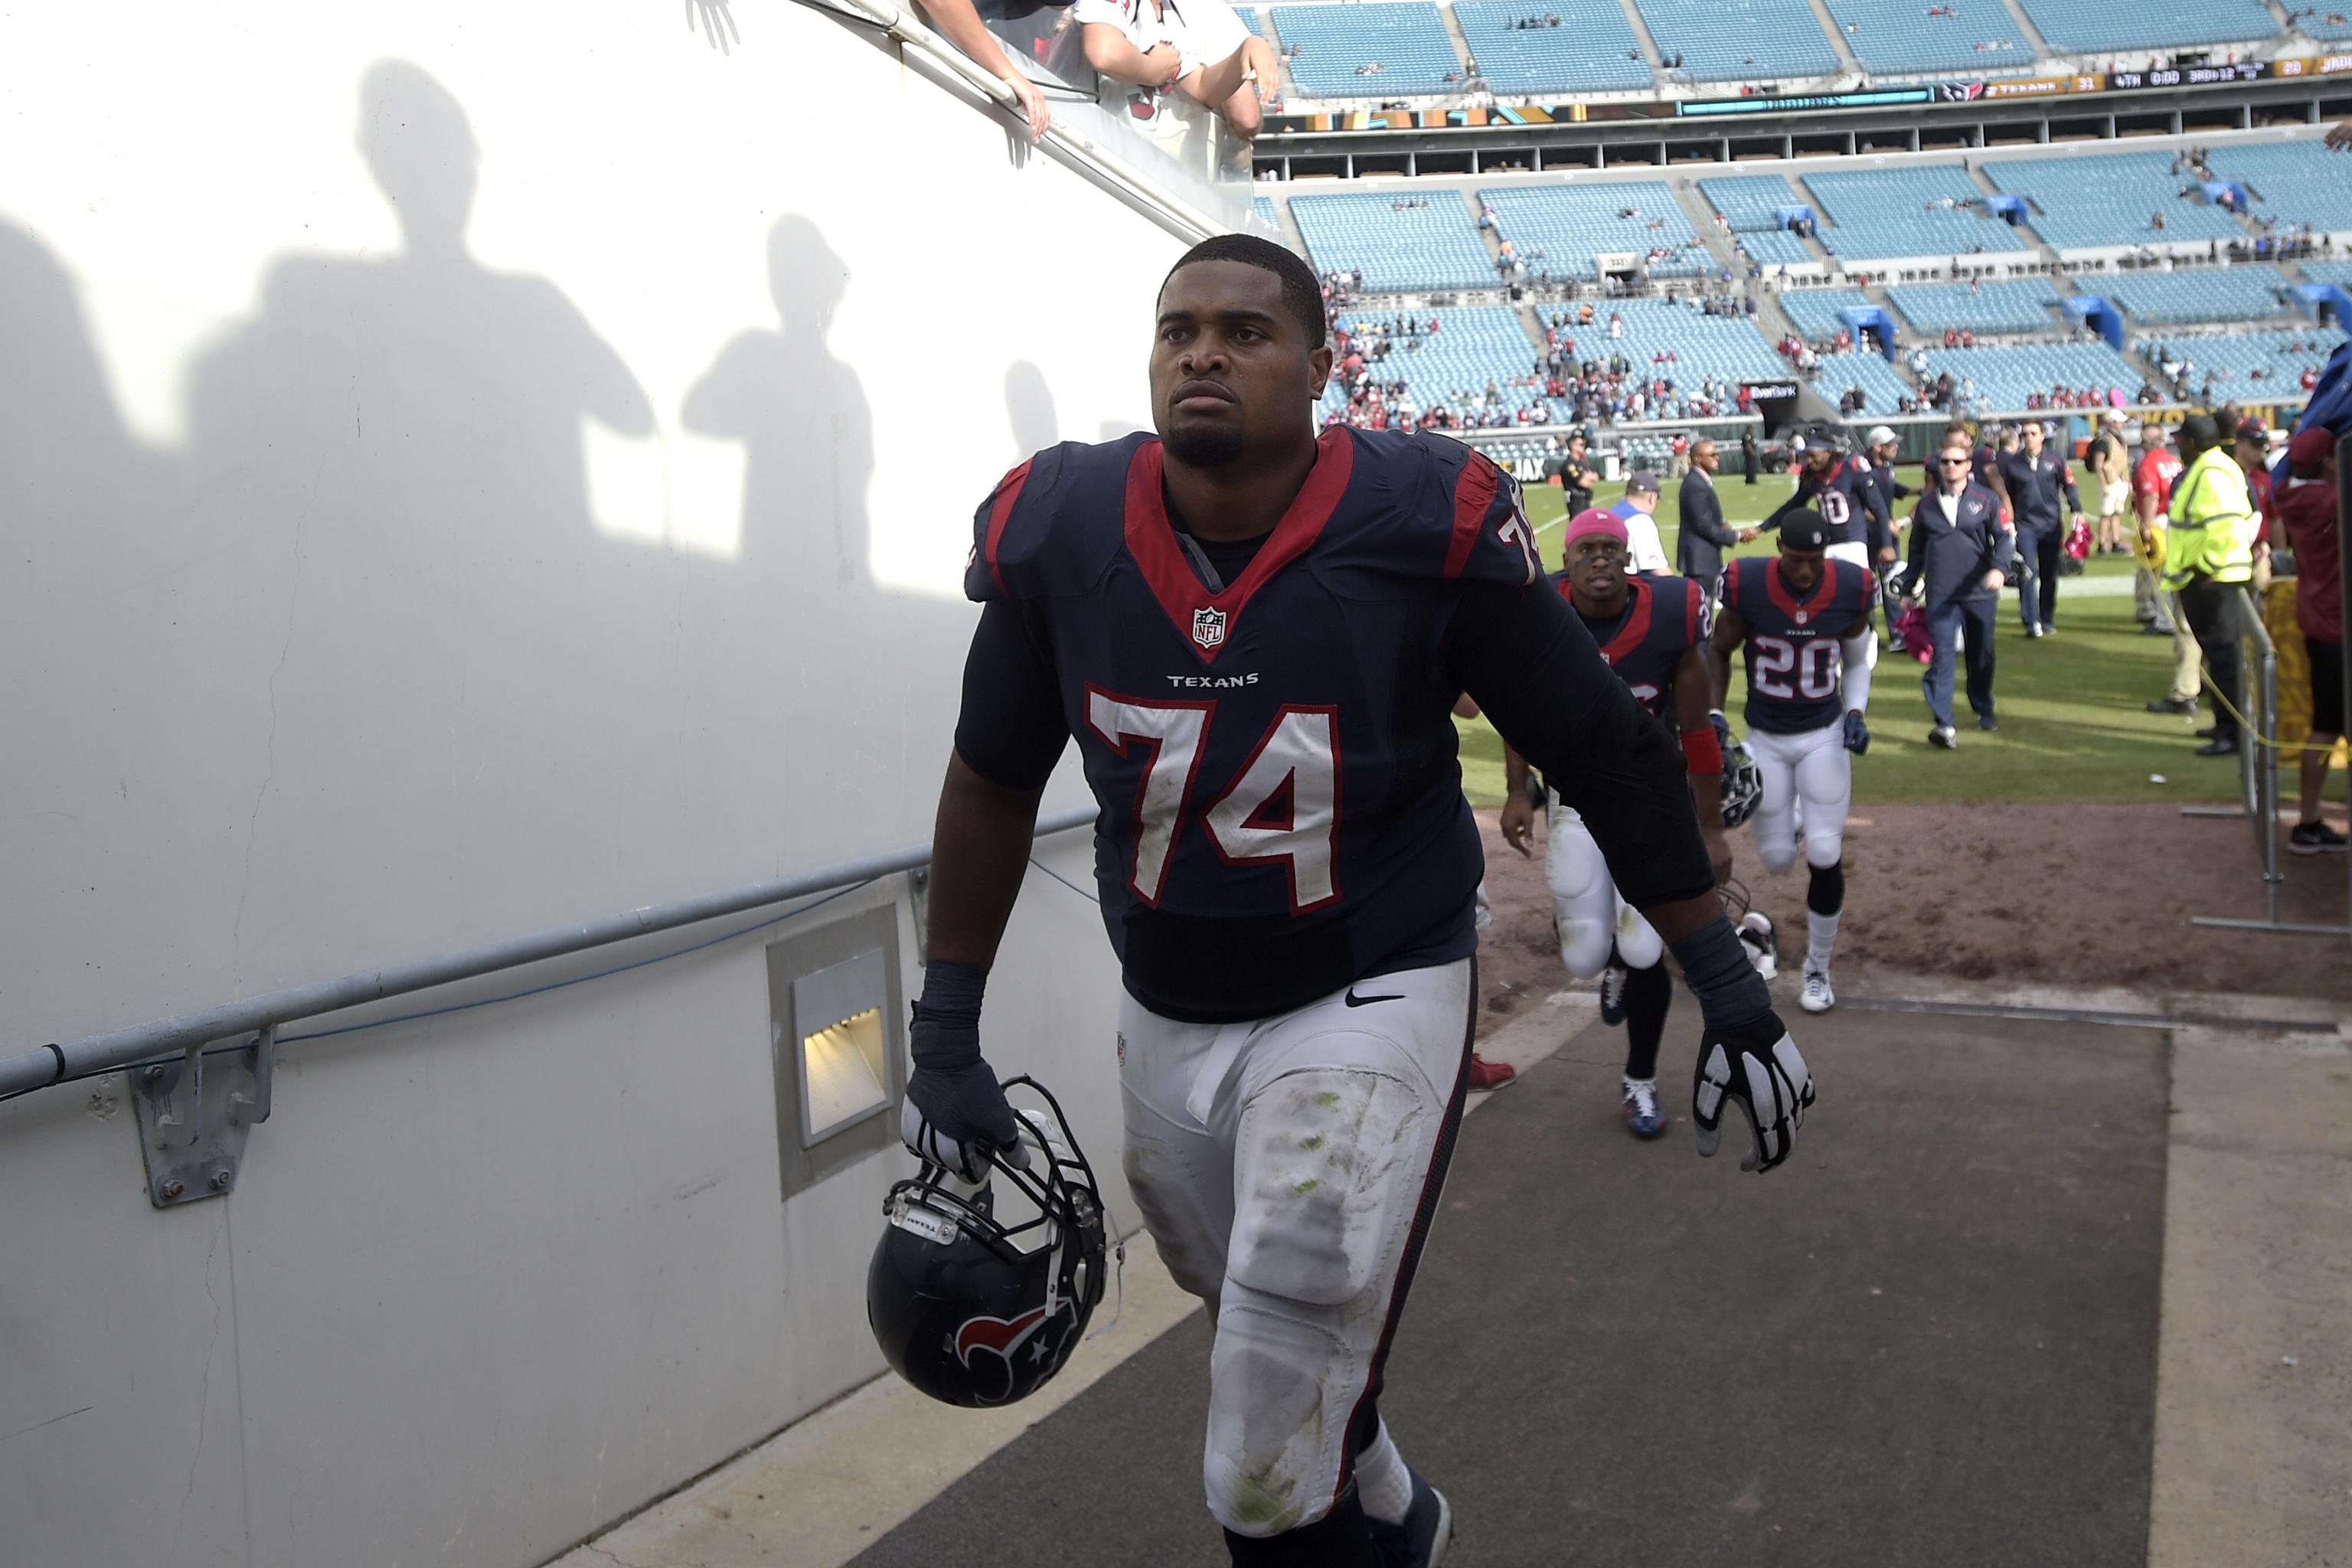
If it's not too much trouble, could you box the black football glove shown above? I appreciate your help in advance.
[901,995,1019,1182]
[1842,710,1870,755]
[1692,1009,1814,1174]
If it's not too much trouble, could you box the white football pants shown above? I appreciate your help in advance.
[1747,722,1852,874]
[1828,540,1880,668]
[1118,959,1472,1540]
[1546,795,1662,975]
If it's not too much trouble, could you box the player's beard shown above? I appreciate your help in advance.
[1162,420,1245,469]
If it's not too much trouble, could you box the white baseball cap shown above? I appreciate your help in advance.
[1865,424,1897,446]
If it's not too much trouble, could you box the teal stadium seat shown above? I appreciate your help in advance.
[2290,4,2352,38]
[2207,142,2352,235]
[2301,261,2352,289]
[1814,351,1916,415]
[1886,280,2062,335]
[1570,298,1790,381]
[1480,181,1710,279]
[1736,229,1817,267]
[1272,4,1465,97]
[2015,0,2278,51]
[1986,152,2243,250]
[1237,5,1263,33]
[1920,342,2147,407]
[2097,265,2293,326]
[1822,0,2035,75]
[1321,306,1549,418]
[1289,191,1494,292]
[1777,286,1874,340]
[1803,166,2032,263]
[2135,328,2346,389]
[1631,0,1840,80]
[1700,175,1805,232]
[1450,1,1655,94]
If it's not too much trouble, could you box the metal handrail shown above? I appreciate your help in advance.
[0,807,1097,1099]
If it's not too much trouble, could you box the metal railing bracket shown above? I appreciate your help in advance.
[130,1026,276,1208]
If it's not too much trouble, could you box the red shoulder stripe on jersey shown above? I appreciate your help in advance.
[1442,452,1501,579]
[983,459,1033,596]
[1122,428,1355,666]
[1599,576,1655,664]
[1684,577,1702,644]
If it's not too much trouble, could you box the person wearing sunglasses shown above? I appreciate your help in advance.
[1903,440,2015,748]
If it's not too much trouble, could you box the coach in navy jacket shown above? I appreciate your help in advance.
[1906,443,2015,742]
[1997,422,2082,635]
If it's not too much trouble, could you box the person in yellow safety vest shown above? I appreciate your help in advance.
[2164,414,2257,758]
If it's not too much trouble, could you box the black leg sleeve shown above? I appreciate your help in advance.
[1622,959,1672,1080]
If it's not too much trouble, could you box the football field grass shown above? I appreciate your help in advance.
[1452,472,2241,808]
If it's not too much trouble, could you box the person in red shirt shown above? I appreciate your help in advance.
[2279,428,2347,854]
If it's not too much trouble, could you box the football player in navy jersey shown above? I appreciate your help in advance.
[1762,429,1891,630]
[901,234,1813,1568]
[1495,508,1729,1142]
[1707,513,1875,1016]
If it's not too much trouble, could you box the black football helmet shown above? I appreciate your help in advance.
[867,1076,1108,1408]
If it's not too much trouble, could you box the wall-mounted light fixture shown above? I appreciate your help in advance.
[767,906,904,1200]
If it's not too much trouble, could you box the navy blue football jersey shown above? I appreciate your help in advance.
[1720,555,1874,735]
[1795,456,1887,547]
[969,427,1544,1022]
[1559,572,1707,717]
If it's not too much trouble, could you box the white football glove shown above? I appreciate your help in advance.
[1692,1010,1814,1173]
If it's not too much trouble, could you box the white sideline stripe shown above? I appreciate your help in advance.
[550,1001,1590,1568]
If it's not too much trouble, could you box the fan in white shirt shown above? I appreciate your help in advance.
[1072,0,1279,139]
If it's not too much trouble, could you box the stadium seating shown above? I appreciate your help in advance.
[1289,191,1495,291]
[1886,279,2061,335]
[1452,0,1655,93]
[1802,166,2033,263]
[1321,305,1547,416]
[1735,228,1818,268]
[2301,260,2352,289]
[1919,341,2147,408]
[1813,351,1916,415]
[1253,195,1277,230]
[2134,328,2346,389]
[1478,181,1709,281]
[2207,142,2352,236]
[1700,175,1805,232]
[1576,298,1790,381]
[1272,4,1465,98]
[1630,0,1841,81]
[2014,0,2278,52]
[1776,286,1874,341]
[2289,4,2352,38]
[2096,264,2294,325]
[1821,0,2035,76]
[1984,152,2242,250]
[1238,5,1263,33]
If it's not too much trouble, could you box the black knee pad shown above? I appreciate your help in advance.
[1807,859,1845,917]
[1224,1487,1375,1566]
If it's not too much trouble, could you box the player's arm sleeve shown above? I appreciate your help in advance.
[1447,581,1715,910]
[1429,443,1543,586]
[952,599,1070,791]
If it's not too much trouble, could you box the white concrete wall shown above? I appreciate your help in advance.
[0,6,1178,1565]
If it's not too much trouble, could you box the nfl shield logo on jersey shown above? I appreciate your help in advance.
[1191,606,1227,650]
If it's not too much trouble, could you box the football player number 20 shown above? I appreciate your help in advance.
[1086,693,1338,911]
[1750,635,1838,700]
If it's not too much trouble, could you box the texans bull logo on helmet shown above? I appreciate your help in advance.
[950,1298,1085,1405]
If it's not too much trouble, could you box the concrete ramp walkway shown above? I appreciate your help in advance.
[851,1008,2170,1567]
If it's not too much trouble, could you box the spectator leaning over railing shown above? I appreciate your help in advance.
[1075,0,1276,139]
[912,0,1056,141]
[2165,414,2259,759]
[2278,428,2347,854]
